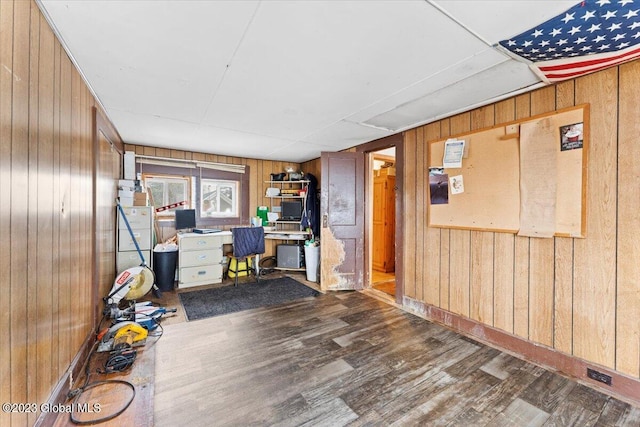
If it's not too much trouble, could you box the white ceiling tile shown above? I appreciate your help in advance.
[364,59,541,131]
[429,0,579,44]
[201,0,492,138]
[303,120,393,149]
[37,0,565,162]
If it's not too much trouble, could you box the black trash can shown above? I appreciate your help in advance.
[153,250,178,291]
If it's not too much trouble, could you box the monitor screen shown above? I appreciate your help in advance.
[281,200,302,220]
[175,209,196,230]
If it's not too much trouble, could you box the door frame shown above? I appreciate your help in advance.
[356,133,404,304]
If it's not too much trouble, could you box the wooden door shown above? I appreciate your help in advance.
[320,151,365,290]
[373,174,395,272]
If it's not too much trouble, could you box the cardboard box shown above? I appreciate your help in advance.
[133,192,147,206]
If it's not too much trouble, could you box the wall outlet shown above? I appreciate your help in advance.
[587,368,612,386]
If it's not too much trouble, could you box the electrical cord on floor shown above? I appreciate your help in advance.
[259,255,277,276]
[66,315,136,425]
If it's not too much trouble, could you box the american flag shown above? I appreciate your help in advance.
[498,0,640,82]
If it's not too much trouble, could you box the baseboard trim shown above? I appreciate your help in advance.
[402,296,640,407]
[35,332,96,427]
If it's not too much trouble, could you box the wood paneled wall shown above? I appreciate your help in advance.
[402,60,640,382]
[0,1,103,425]
[123,143,302,257]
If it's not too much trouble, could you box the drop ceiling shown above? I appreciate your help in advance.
[38,0,577,163]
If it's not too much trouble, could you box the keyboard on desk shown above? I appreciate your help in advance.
[276,217,301,222]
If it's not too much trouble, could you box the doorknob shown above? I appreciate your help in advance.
[322,214,328,228]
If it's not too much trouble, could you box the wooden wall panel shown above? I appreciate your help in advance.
[403,129,417,298]
[573,68,618,369]
[469,107,495,326]
[493,99,516,334]
[415,127,426,302]
[527,86,556,347]
[27,5,41,423]
[617,60,640,377]
[406,58,640,386]
[438,120,451,311]
[423,122,441,306]
[36,13,55,404]
[512,93,531,340]
[553,80,576,355]
[1,1,102,423]
[447,113,471,317]
[0,2,15,425]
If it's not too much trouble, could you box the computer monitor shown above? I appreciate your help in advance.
[175,209,196,231]
[281,200,302,221]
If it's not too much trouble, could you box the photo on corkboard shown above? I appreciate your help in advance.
[429,173,449,205]
[560,122,583,151]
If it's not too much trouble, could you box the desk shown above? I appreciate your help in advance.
[177,231,232,289]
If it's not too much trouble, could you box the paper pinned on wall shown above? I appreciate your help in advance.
[443,139,465,168]
[450,175,464,194]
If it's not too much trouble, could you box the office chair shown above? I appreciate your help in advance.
[228,226,265,286]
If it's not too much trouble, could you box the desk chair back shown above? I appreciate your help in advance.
[229,227,265,286]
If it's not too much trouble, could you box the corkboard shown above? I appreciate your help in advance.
[428,104,588,237]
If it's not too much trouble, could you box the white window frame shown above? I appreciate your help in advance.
[201,178,238,218]
[143,175,191,217]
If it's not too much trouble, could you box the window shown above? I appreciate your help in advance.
[137,158,250,226]
[144,175,191,216]
[201,179,238,218]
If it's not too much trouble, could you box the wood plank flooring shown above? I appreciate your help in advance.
[154,289,640,426]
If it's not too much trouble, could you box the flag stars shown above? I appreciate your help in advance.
[531,29,544,37]
[569,26,582,35]
[602,10,617,20]
[507,40,517,46]
[619,0,634,6]
[588,23,602,32]
[523,40,533,47]
[624,9,639,19]
[607,22,622,31]
[596,0,611,5]
[629,22,640,29]
[557,38,569,46]
[634,31,640,38]
[550,28,562,37]
[613,32,627,40]
[563,46,575,52]
[575,36,588,44]
[617,41,630,48]
[580,45,593,52]
[598,43,612,50]
[582,10,596,21]
[562,12,575,24]
[540,40,550,47]
[593,34,607,42]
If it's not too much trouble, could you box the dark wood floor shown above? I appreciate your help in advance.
[154,289,640,426]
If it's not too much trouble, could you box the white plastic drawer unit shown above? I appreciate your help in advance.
[179,235,222,251]
[179,264,224,288]
[177,231,232,288]
[180,249,223,267]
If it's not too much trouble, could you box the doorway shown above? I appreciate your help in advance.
[369,148,396,297]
